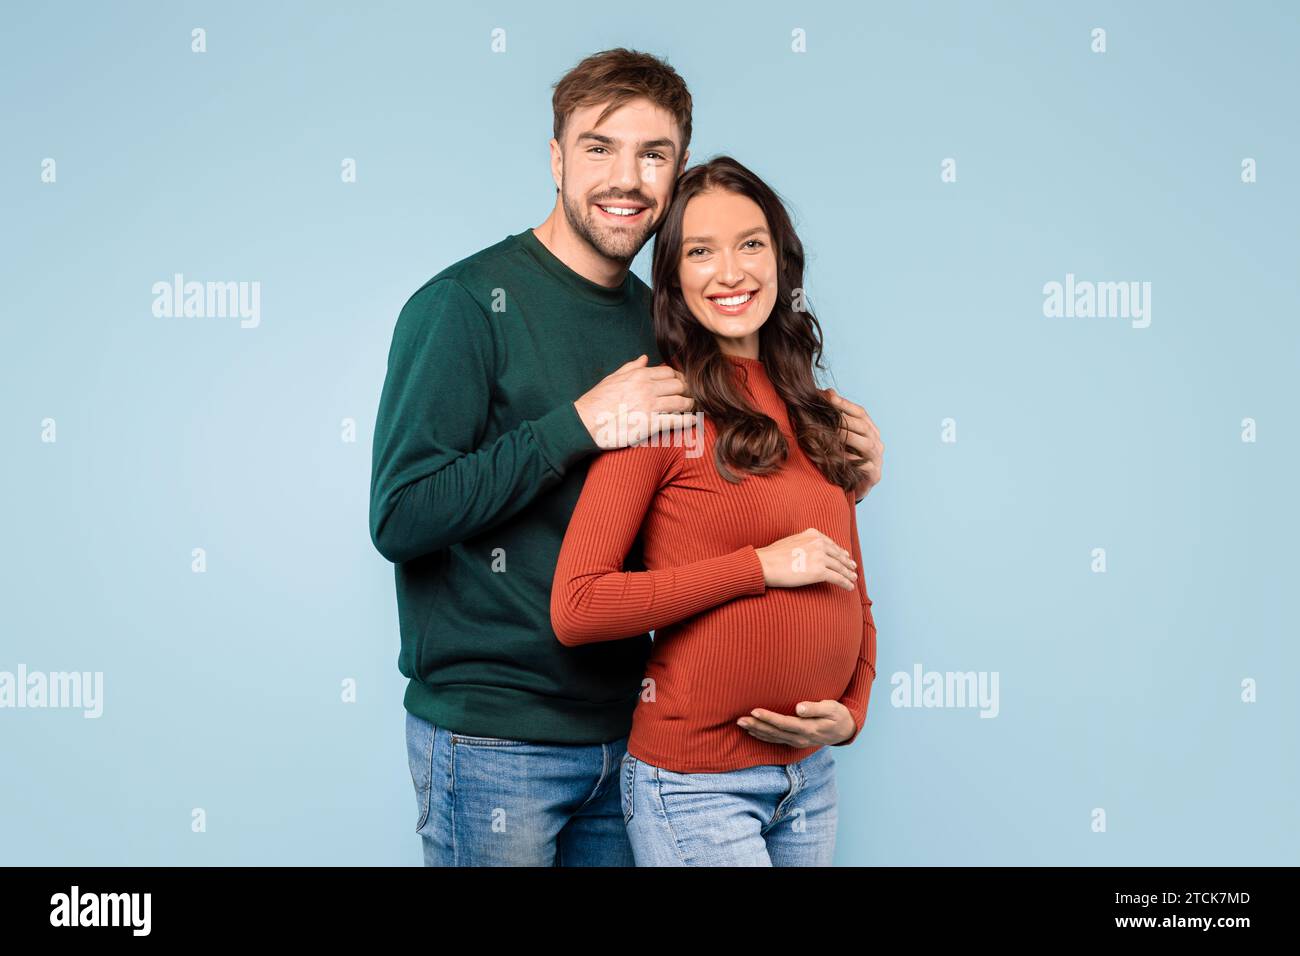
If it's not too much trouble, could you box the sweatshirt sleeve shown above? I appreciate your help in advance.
[369,278,598,564]
[833,491,877,747]
[550,441,768,646]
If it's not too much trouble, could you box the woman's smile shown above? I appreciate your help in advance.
[705,288,760,315]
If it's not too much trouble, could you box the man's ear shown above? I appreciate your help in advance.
[549,138,563,192]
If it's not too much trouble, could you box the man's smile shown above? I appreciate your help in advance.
[594,201,649,223]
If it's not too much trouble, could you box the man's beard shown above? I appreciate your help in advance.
[561,179,656,264]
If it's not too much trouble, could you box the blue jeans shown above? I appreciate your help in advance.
[404,710,633,866]
[620,748,839,866]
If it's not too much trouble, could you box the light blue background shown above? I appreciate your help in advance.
[2,0,1296,865]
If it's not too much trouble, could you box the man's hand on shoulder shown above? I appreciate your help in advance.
[574,354,696,449]
[823,387,883,502]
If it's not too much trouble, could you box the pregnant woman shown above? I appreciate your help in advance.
[550,156,879,867]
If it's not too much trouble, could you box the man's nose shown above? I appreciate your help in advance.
[610,151,641,191]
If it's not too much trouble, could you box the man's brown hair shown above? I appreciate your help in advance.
[551,48,693,156]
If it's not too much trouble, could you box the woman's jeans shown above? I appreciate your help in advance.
[404,710,633,866]
[620,747,839,866]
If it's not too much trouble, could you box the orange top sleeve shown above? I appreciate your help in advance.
[550,441,768,646]
[832,489,878,746]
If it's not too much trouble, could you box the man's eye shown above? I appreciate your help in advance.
[587,146,608,155]
[644,152,666,161]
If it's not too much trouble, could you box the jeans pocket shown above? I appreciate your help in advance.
[450,732,531,747]
[621,753,636,825]
[405,711,436,833]
[653,764,695,795]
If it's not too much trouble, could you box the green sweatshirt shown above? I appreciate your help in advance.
[370,228,660,744]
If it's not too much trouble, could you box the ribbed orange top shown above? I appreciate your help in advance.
[550,355,877,772]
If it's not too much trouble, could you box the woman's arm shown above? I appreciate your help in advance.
[832,490,878,746]
[550,441,767,646]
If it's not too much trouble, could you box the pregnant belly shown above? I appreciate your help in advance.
[655,587,865,724]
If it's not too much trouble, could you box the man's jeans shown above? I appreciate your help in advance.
[620,747,839,866]
[404,710,633,866]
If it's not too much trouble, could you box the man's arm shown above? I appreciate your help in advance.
[369,278,597,564]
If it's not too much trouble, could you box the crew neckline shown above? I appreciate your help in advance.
[724,354,766,369]
[515,228,632,306]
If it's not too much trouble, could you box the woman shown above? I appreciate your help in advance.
[550,156,878,866]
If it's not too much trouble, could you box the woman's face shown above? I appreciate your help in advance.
[676,189,778,357]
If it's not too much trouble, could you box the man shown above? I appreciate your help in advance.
[369,48,884,866]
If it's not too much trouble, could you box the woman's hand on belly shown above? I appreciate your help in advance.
[756,528,858,591]
[736,700,856,746]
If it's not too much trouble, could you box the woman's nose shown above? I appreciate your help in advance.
[718,253,744,285]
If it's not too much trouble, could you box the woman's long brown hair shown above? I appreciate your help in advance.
[650,156,860,492]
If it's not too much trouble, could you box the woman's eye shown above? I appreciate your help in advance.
[686,247,707,257]
[743,239,765,250]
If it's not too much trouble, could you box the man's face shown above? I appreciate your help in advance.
[552,97,687,263]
